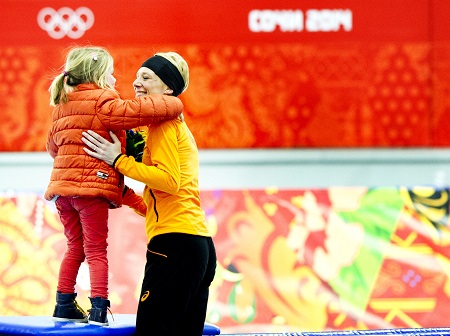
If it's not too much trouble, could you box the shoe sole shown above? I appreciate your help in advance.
[88,321,109,326]
[52,317,88,323]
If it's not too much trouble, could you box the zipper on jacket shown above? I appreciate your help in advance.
[149,189,159,222]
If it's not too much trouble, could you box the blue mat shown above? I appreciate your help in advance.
[0,314,220,335]
[226,328,450,336]
[2,317,449,336]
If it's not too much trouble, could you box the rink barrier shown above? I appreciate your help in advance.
[1,316,450,336]
[228,328,450,336]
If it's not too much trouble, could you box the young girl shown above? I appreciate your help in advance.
[45,46,183,326]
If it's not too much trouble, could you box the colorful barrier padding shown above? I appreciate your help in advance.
[3,188,450,331]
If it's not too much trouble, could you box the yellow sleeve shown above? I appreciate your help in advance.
[115,121,181,194]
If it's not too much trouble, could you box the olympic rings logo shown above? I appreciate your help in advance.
[37,7,95,39]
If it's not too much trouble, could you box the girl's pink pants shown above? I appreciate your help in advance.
[55,196,109,299]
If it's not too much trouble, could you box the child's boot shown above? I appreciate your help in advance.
[88,297,111,326]
[52,291,88,322]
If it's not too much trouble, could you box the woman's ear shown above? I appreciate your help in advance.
[164,88,174,95]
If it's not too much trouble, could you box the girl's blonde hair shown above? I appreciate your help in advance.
[155,52,189,94]
[49,46,114,106]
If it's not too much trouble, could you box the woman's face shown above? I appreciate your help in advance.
[133,67,169,96]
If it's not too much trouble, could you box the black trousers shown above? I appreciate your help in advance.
[135,233,217,336]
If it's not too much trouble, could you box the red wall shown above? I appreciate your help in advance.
[0,0,449,149]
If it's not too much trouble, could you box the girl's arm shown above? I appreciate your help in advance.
[122,185,147,217]
[96,93,183,131]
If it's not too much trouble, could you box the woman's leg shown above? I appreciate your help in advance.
[135,234,215,336]
[182,237,217,336]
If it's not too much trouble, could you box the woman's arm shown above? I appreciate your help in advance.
[115,122,180,194]
[82,129,180,194]
[82,131,148,215]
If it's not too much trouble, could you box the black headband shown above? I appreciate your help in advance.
[141,55,185,96]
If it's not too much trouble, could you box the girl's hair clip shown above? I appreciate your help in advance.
[63,71,68,77]
[93,55,98,61]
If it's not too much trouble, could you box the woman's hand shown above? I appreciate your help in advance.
[82,130,122,166]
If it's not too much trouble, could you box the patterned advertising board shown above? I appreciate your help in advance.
[1,187,450,333]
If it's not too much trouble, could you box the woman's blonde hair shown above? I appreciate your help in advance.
[49,46,114,106]
[155,52,189,94]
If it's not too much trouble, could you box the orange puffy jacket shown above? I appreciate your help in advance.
[45,83,183,208]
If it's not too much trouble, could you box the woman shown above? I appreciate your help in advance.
[82,52,217,336]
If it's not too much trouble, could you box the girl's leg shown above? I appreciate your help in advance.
[74,197,110,299]
[55,196,85,294]
[53,196,87,322]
